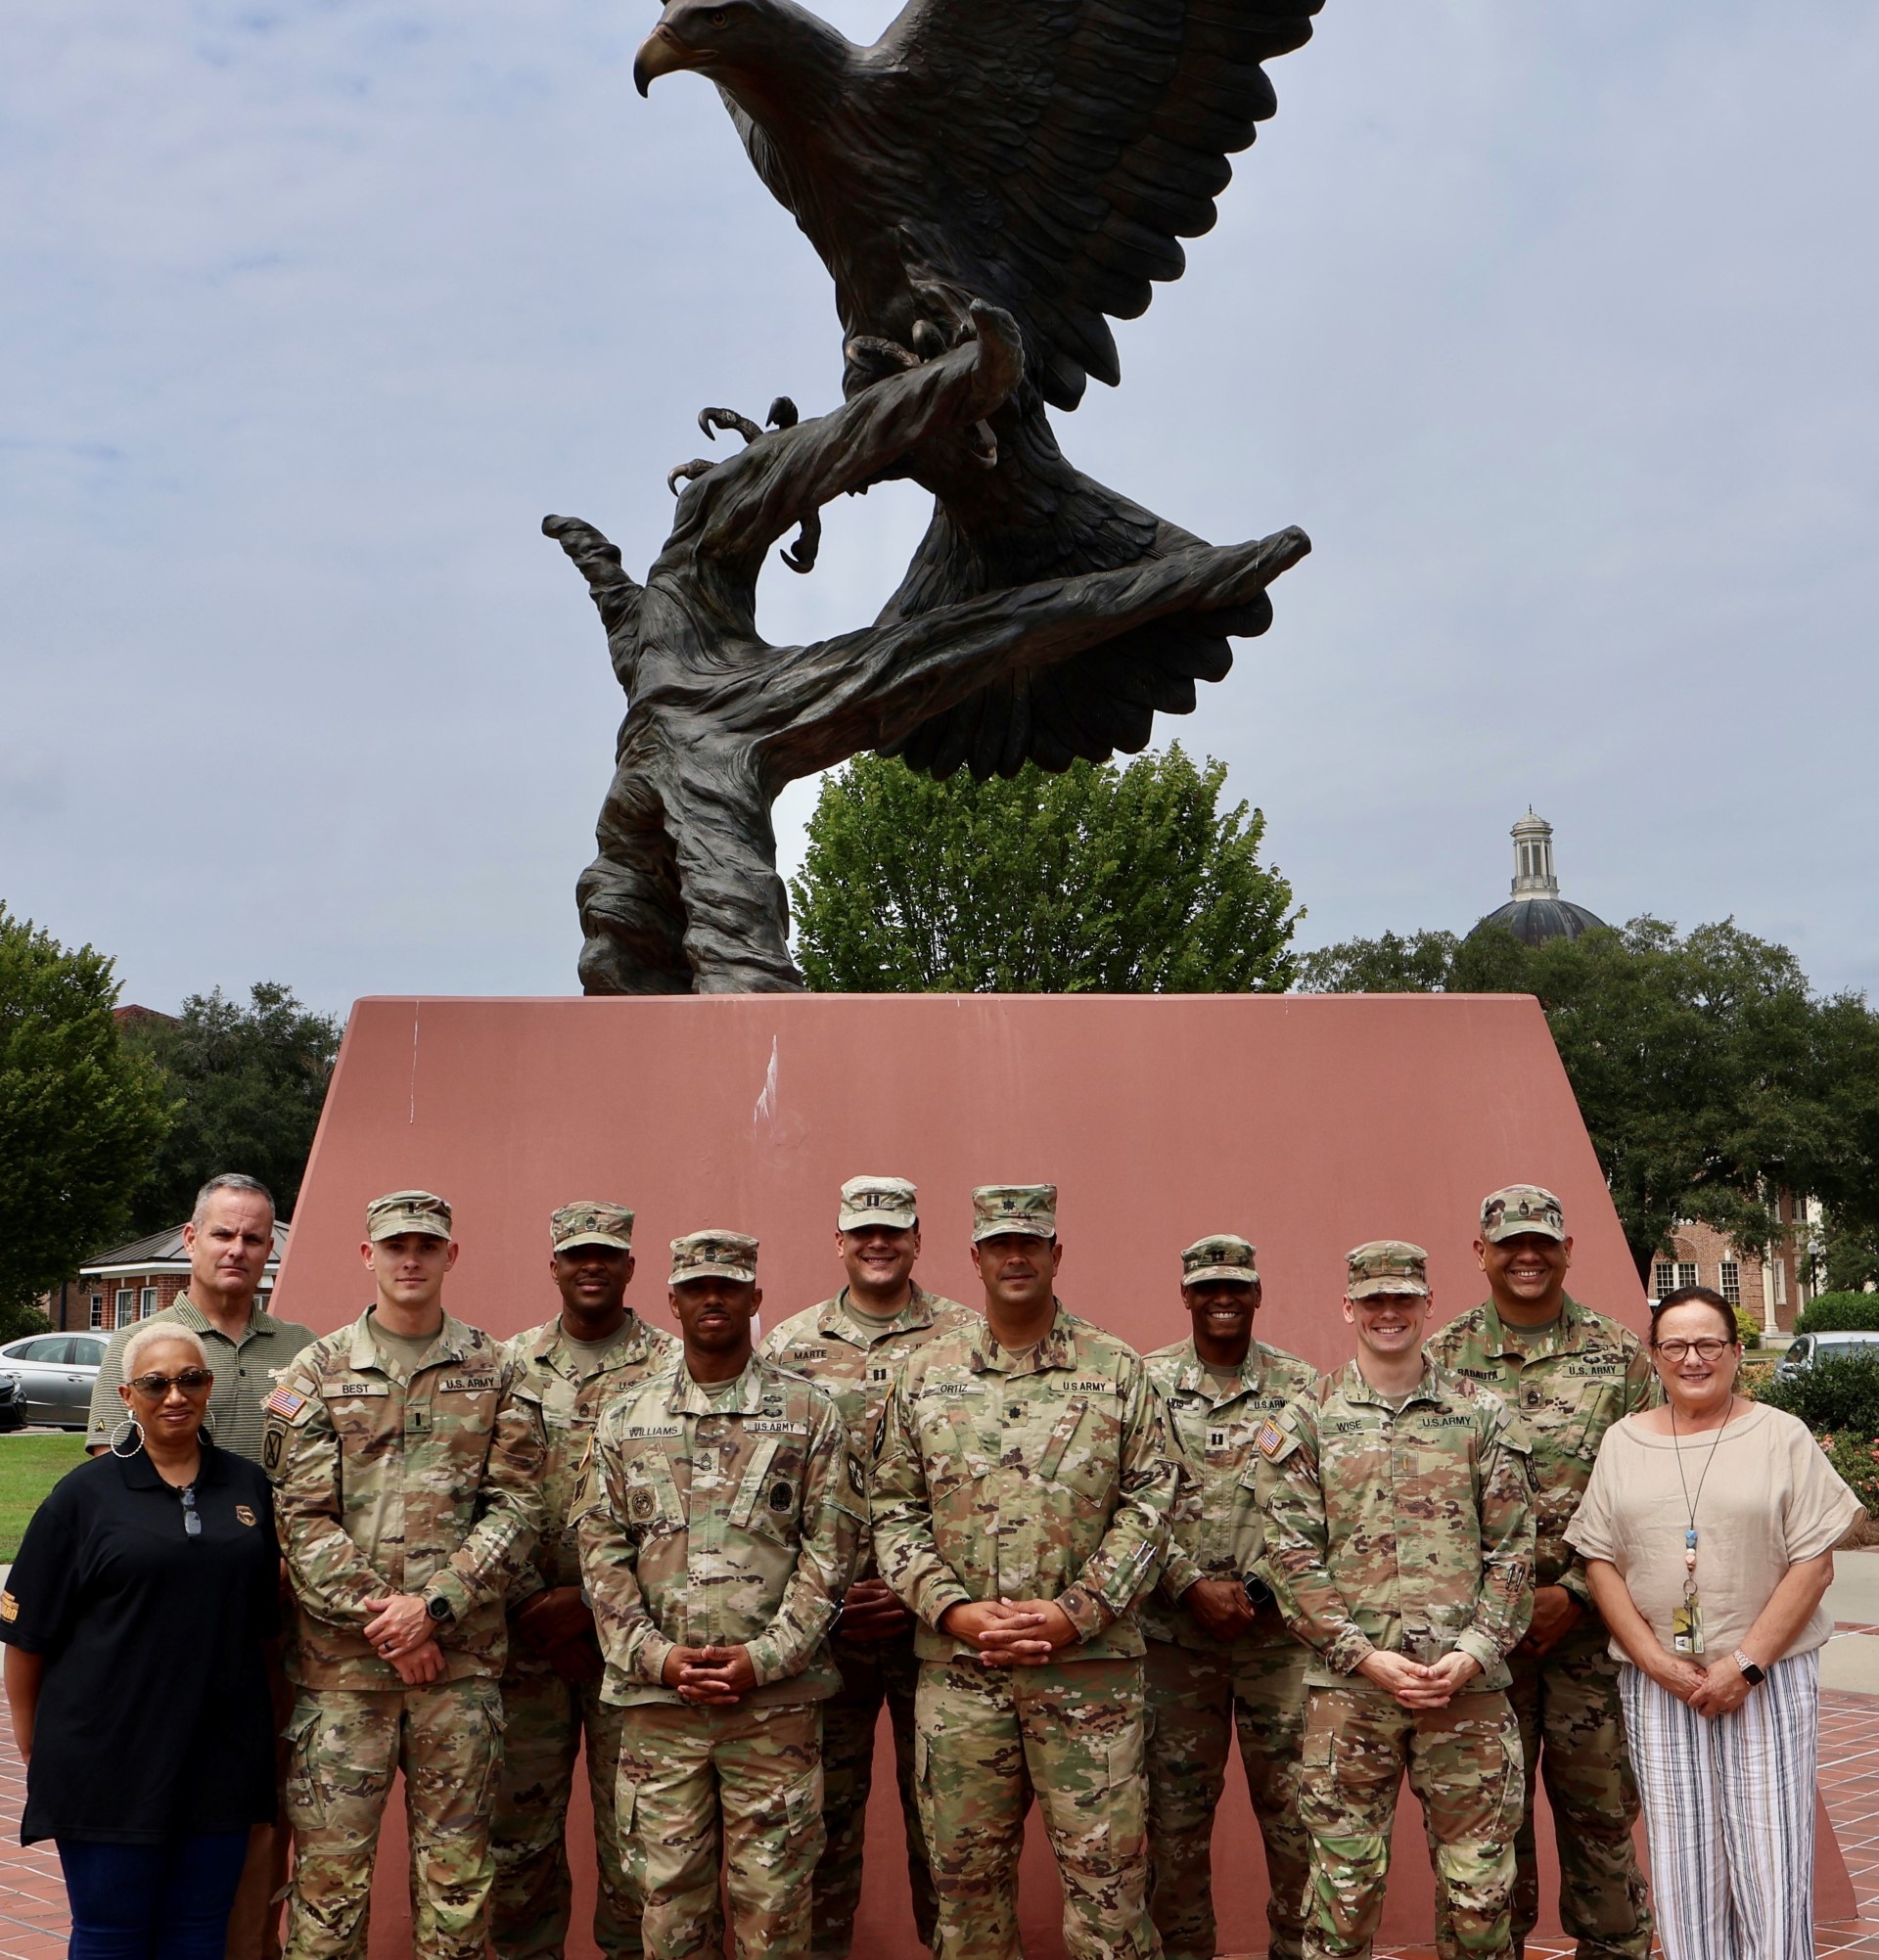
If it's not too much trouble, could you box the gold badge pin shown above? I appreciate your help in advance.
[235,1504,257,1527]
[0,1591,18,1622]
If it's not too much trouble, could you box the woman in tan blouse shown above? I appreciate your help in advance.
[1567,1285,1860,1960]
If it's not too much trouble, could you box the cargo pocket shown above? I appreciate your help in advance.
[281,1703,326,1832]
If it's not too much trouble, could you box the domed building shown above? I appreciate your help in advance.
[1475,810,1608,947]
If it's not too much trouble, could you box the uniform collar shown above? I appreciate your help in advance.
[970,1300,1077,1377]
[116,1439,233,1490]
[526,1309,665,1381]
[819,1284,937,1347]
[1476,1293,1591,1360]
[1334,1356,1446,1411]
[1169,1338,1270,1400]
[665,1355,766,1415]
[348,1307,478,1373]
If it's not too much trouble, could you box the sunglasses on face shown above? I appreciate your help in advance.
[1650,1338,1733,1363]
[127,1369,215,1397]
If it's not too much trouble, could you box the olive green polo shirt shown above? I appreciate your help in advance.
[86,1296,318,1466]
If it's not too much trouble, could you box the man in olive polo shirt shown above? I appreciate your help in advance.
[87,1172,316,1466]
[85,1170,315,1960]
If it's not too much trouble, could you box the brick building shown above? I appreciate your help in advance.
[1651,1195,1824,1335]
[43,1220,290,1334]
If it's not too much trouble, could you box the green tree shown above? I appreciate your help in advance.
[0,907,173,1335]
[120,982,342,1230]
[790,746,1302,993]
[1300,915,1879,1286]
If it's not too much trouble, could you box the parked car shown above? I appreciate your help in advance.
[1773,1331,1879,1384]
[0,1332,110,1429]
[0,1371,26,1433]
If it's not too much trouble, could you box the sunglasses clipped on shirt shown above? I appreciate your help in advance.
[126,1368,215,1397]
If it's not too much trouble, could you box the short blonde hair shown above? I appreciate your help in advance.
[121,1323,210,1382]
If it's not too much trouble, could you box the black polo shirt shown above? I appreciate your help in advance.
[0,1444,280,1845]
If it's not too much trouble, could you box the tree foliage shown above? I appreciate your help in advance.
[790,746,1302,994]
[120,982,342,1231]
[0,907,173,1336]
[1300,915,1879,1285]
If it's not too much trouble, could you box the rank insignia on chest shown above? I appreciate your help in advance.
[265,1387,308,1421]
[1208,1429,1228,1451]
[1256,1420,1286,1457]
[869,1365,891,1384]
[628,1486,656,1521]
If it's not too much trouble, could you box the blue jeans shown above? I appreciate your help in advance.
[57,1832,252,1960]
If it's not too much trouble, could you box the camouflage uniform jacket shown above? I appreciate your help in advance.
[870,1301,1177,1664]
[1257,1359,1535,1691]
[502,1309,678,1600]
[757,1284,979,1577]
[1141,1336,1320,1654]
[263,1309,547,1690]
[573,1353,865,1708]
[1424,1294,1656,1608]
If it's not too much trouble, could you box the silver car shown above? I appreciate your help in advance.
[1772,1330,1879,1383]
[0,1332,109,1429]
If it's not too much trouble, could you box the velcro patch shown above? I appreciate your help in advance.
[624,1423,682,1440]
[439,1374,497,1393]
[747,1419,807,1436]
[265,1387,308,1421]
[1067,1380,1114,1394]
[329,1381,390,1398]
[1256,1420,1287,1457]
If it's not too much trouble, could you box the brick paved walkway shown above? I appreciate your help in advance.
[0,1691,1875,1957]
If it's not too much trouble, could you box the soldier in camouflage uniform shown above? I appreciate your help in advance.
[262,1191,547,1960]
[1258,1241,1535,1960]
[871,1184,1177,1960]
[1142,1234,1319,1960]
[574,1229,865,1960]
[491,1203,679,1960]
[757,1175,976,1958]
[1424,1187,1654,1960]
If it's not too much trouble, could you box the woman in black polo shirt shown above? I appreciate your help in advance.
[1,1324,281,1960]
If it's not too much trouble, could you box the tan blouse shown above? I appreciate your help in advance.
[1566,1400,1862,1662]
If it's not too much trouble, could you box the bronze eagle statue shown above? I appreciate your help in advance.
[634,0,1322,779]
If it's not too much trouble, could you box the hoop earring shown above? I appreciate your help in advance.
[110,1416,145,1459]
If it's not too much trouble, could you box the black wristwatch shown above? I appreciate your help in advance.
[426,1592,455,1626]
[1732,1649,1765,1685]
[1242,1572,1275,1611]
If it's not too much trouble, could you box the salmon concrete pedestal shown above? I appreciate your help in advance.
[271,992,1851,1956]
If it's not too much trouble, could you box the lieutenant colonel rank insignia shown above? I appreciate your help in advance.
[1256,1419,1287,1457]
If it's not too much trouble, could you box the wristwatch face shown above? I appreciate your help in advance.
[427,1595,452,1622]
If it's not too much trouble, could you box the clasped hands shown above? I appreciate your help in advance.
[363,1593,445,1685]
[1357,1648,1483,1709]
[1644,1647,1753,1719]
[940,1597,1078,1665]
[661,1644,759,1705]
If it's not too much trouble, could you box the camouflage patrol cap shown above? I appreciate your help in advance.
[1346,1240,1431,1299]
[551,1202,635,1253]
[1479,1184,1566,1245]
[838,1175,918,1232]
[669,1229,758,1285]
[1181,1235,1260,1288]
[971,1184,1057,1243]
[366,1190,452,1242]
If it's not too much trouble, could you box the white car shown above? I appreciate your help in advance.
[0,1332,109,1429]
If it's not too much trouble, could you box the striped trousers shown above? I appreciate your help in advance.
[1617,1650,1820,1960]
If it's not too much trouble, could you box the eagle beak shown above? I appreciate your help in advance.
[634,24,696,96]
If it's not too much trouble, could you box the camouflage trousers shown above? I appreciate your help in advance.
[1428,1622,1650,1960]
[915,1655,1161,1960]
[282,1679,503,1960]
[812,1631,937,1958]
[1299,1681,1523,1960]
[1144,1636,1311,1960]
[616,1698,824,1960]
[491,1659,641,1960]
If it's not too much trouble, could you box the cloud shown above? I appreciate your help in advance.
[3,0,1874,1011]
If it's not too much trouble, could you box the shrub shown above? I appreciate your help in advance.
[1795,1292,1879,1336]
[1815,1434,1879,1518]
[1758,1346,1879,1435]
[1735,1308,1762,1350]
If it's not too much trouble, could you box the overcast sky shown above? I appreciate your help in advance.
[5,1,1875,1017]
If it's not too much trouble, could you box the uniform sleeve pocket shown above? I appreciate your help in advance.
[1301,1730,1333,1771]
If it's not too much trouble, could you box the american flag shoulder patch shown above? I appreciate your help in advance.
[265,1387,308,1421]
[1256,1419,1287,1457]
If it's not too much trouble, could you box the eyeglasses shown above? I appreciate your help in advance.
[127,1369,214,1397]
[1651,1338,1734,1362]
[180,1485,201,1539]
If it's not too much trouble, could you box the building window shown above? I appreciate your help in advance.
[88,1294,105,1329]
[1652,1261,1676,1299]
[140,1287,159,1318]
[1719,1261,1741,1307]
[1675,1261,1698,1293]
[115,1289,137,1328]
[1774,1259,1788,1306]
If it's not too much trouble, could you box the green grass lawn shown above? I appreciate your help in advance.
[0,1435,89,1561]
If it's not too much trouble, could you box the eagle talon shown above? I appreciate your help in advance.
[779,510,821,574]
[698,407,765,444]
[667,458,714,495]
